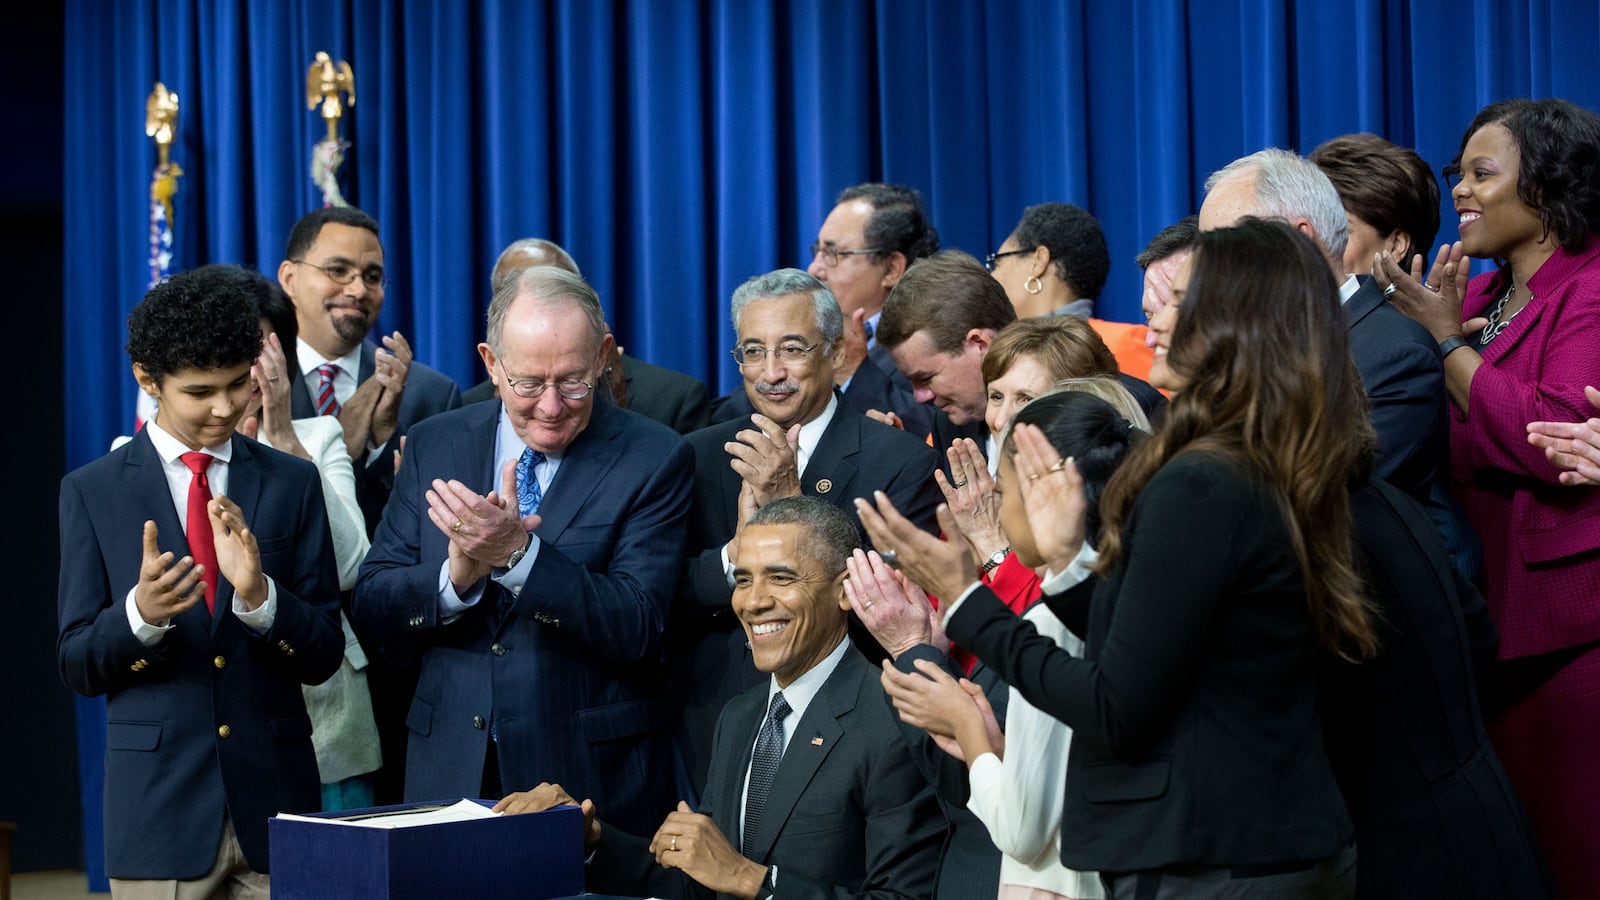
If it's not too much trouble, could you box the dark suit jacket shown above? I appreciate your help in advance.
[1345,277,1479,578]
[289,340,462,534]
[589,646,947,900]
[57,430,343,878]
[671,406,941,790]
[351,397,693,835]
[463,355,710,435]
[1322,480,1553,898]
[946,452,1353,873]
[891,644,1006,900]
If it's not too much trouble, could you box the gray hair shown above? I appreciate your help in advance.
[1204,149,1349,261]
[730,268,844,349]
[745,496,860,579]
[486,266,606,354]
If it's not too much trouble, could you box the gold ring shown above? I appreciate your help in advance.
[451,519,463,534]
[1048,460,1067,472]
[952,479,968,488]
[1029,473,1042,481]
[670,835,678,852]
[266,376,280,382]
[862,600,875,610]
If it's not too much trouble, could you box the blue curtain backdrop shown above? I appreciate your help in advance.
[62,0,1600,886]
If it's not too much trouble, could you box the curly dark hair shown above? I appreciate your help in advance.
[836,183,941,263]
[127,264,265,382]
[283,205,380,261]
[1445,98,1600,252]
[1010,202,1110,300]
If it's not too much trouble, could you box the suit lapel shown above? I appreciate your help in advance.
[124,431,216,630]
[745,648,861,861]
[359,341,377,383]
[533,399,625,542]
[802,411,860,505]
[289,367,316,419]
[1343,276,1384,332]
[715,689,765,849]
[210,437,264,626]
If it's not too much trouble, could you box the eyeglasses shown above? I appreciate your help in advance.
[731,342,822,368]
[293,259,387,290]
[984,248,1034,271]
[497,361,593,400]
[809,242,883,268]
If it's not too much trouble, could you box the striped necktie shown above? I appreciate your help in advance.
[315,363,342,417]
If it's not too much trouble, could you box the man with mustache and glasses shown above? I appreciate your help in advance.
[670,269,941,796]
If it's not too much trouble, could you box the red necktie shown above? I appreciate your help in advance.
[180,451,220,614]
[316,363,342,416]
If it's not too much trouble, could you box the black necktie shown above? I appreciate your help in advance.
[742,691,791,858]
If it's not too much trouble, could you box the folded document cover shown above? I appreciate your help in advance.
[270,799,584,900]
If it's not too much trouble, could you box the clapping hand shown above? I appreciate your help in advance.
[845,549,949,658]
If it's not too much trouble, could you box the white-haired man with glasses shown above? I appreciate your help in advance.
[353,266,694,837]
[669,268,941,795]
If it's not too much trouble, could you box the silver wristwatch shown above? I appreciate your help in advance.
[504,535,532,570]
[982,546,1009,574]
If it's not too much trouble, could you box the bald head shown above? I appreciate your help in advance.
[492,239,581,292]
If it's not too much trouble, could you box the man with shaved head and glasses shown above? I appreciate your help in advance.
[353,266,694,836]
[277,206,462,533]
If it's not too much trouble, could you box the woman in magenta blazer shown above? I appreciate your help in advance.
[1378,97,1600,899]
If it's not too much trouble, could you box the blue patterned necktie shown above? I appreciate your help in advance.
[516,446,546,517]
[742,691,791,858]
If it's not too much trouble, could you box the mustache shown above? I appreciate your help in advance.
[755,379,801,395]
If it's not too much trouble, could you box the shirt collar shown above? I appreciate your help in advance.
[1339,273,1360,305]
[495,405,566,462]
[144,418,233,464]
[766,633,850,724]
[297,337,362,378]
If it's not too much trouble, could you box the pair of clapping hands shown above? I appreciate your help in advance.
[1372,245,1600,485]
[849,423,1085,765]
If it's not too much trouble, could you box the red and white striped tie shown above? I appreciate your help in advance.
[316,363,342,417]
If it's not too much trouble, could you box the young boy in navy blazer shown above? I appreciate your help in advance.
[58,264,343,898]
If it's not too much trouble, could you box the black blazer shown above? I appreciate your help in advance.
[589,646,947,900]
[946,451,1353,873]
[1345,276,1480,578]
[670,405,941,791]
[891,644,1006,900]
[1323,480,1554,898]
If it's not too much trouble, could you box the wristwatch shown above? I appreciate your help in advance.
[504,534,532,570]
[981,546,1010,574]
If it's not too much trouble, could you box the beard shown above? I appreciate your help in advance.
[331,312,372,344]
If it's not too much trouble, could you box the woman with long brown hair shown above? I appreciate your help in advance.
[860,218,1374,897]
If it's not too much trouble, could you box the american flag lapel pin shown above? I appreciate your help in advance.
[811,736,824,746]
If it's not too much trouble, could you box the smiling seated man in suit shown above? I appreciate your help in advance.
[58,265,343,898]
[672,268,941,794]
[352,265,693,836]
[497,497,946,900]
